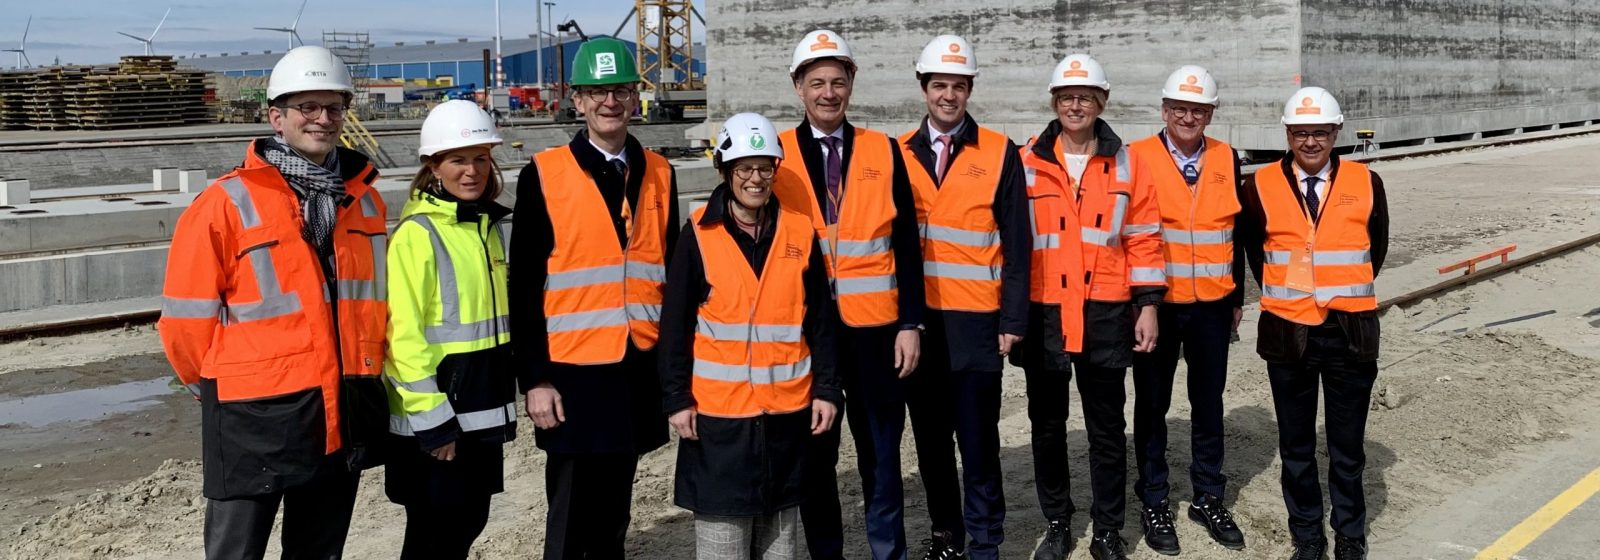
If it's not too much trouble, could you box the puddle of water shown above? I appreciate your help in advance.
[0,378,180,427]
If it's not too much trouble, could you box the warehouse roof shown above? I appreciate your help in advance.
[180,35,690,73]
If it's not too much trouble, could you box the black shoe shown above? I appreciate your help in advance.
[920,530,965,560]
[1289,537,1327,560]
[1140,500,1181,555]
[1334,535,1367,560]
[1188,493,1246,550]
[1032,518,1071,560]
[1088,529,1129,560]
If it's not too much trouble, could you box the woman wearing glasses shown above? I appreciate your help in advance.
[383,100,516,560]
[1013,54,1166,560]
[657,113,841,558]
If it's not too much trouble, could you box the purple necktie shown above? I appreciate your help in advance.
[822,136,842,225]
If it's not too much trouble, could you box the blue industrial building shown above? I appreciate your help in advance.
[180,35,706,87]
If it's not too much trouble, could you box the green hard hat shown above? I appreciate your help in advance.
[570,38,641,87]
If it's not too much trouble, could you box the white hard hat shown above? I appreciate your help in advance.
[1281,86,1344,125]
[1048,53,1109,92]
[790,29,854,76]
[715,112,784,168]
[915,35,978,78]
[418,100,503,158]
[1161,65,1218,105]
[267,46,354,101]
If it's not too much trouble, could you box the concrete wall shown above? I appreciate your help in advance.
[708,0,1600,151]
[1303,0,1600,145]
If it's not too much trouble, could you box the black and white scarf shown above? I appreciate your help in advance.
[261,137,345,254]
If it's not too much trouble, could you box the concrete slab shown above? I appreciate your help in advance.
[0,297,161,337]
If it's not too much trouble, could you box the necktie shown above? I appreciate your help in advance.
[821,136,842,225]
[934,134,953,184]
[1182,163,1199,186]
[611,158,628,180]
[1303,176,1322,222]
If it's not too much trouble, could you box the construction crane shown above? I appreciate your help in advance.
[614,0,705,121]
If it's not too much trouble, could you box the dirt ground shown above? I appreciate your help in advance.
[4,133,1599,559]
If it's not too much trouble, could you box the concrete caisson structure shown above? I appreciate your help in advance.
[706,0,1600,154]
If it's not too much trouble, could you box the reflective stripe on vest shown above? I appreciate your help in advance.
[219,177,304,324]
[537,146,671,363]
[774,128,900,327]
[402,215,513,345]
[1129,135,1241,303]
[1255,160,1378,325]
[390,401,517,436]
[689,204,815,418]
[900,126,1008,312]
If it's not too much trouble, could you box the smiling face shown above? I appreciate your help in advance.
[1161,99,1214,148]
[574,84,638,139]
[1287,123,1341,173]
[922,73,971,133]
[725,156,777,210]
[794,59,853,133]
[268,90,347,162]
[1052,85,1104,136]
[428,145,496,202]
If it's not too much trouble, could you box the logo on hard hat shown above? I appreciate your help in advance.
[1178,74,1204,94]
[749,133,766,150]
[595,52,618,76]
[1295,96,1321,115]
[948,43,961,53]
[941,54,968,64]
[1063,60,1088,78]
[460,127,490,138]
[810,33,838,52]
[305,70,328,77]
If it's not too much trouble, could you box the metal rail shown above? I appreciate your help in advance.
[1378,232,1600,311]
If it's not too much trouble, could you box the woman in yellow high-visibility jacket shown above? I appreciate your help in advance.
[383,100,517,560]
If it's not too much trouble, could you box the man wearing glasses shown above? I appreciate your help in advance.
[771,29,926,560]
[1238,86,1388,560]
[158,45,390,559]
[510,37,680,558]
[1125,66,1247,556]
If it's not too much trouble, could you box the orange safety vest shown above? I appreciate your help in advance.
[1254,160,1378,325]
[898,126,1006,312]
[774,127,900,327]
[1128,135,1240,303]
[536,146,671,364]
[1019,137,1164,352]
[689,204,815,418]
[158,144,388,454]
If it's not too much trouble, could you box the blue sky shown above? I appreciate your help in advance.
[2,0,705,66]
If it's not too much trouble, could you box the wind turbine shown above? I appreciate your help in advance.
[118,7,171,56]
[2,15,29,69]
[255,0,308,50]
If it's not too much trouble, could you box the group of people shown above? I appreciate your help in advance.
[157,27,1388,560]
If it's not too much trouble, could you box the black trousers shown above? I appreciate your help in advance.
[203,464,361,560]
[1267,322,1378,543]
[1025,362,1130,531]
[387,438,504,560]
[1131,301,1232,506]
[906,337,1006,560]
[544,452,641,559]
[400,496,491,560]
[802,323,897,560]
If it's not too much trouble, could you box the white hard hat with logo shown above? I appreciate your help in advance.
[915,35,978,77]
[1048,53,1109,92]
[1281,86,1344,125]
[790,29,855,76]
[715,112,784,168]
[267,46,354,101]
[418,100,503,158]
[1161,65,1218,105]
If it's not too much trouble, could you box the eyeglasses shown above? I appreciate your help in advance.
[732,165,776,180]
[278,101,347,119]
[1290,130,1334,142]
[580,88,637,103]
[1166,105,1212,119]
[1053,94,1099,108]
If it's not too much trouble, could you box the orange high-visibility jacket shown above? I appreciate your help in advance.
[536,146,672,365]
[1020,136,1164,352]
[1254,160,1378,326]
[159,142,388,460]
[774,128,900,327]
[1128,135,1241,303]
[898,126,1007,312]
[689,204,815,418]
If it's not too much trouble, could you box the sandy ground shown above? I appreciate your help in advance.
[4,133,1600,559]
